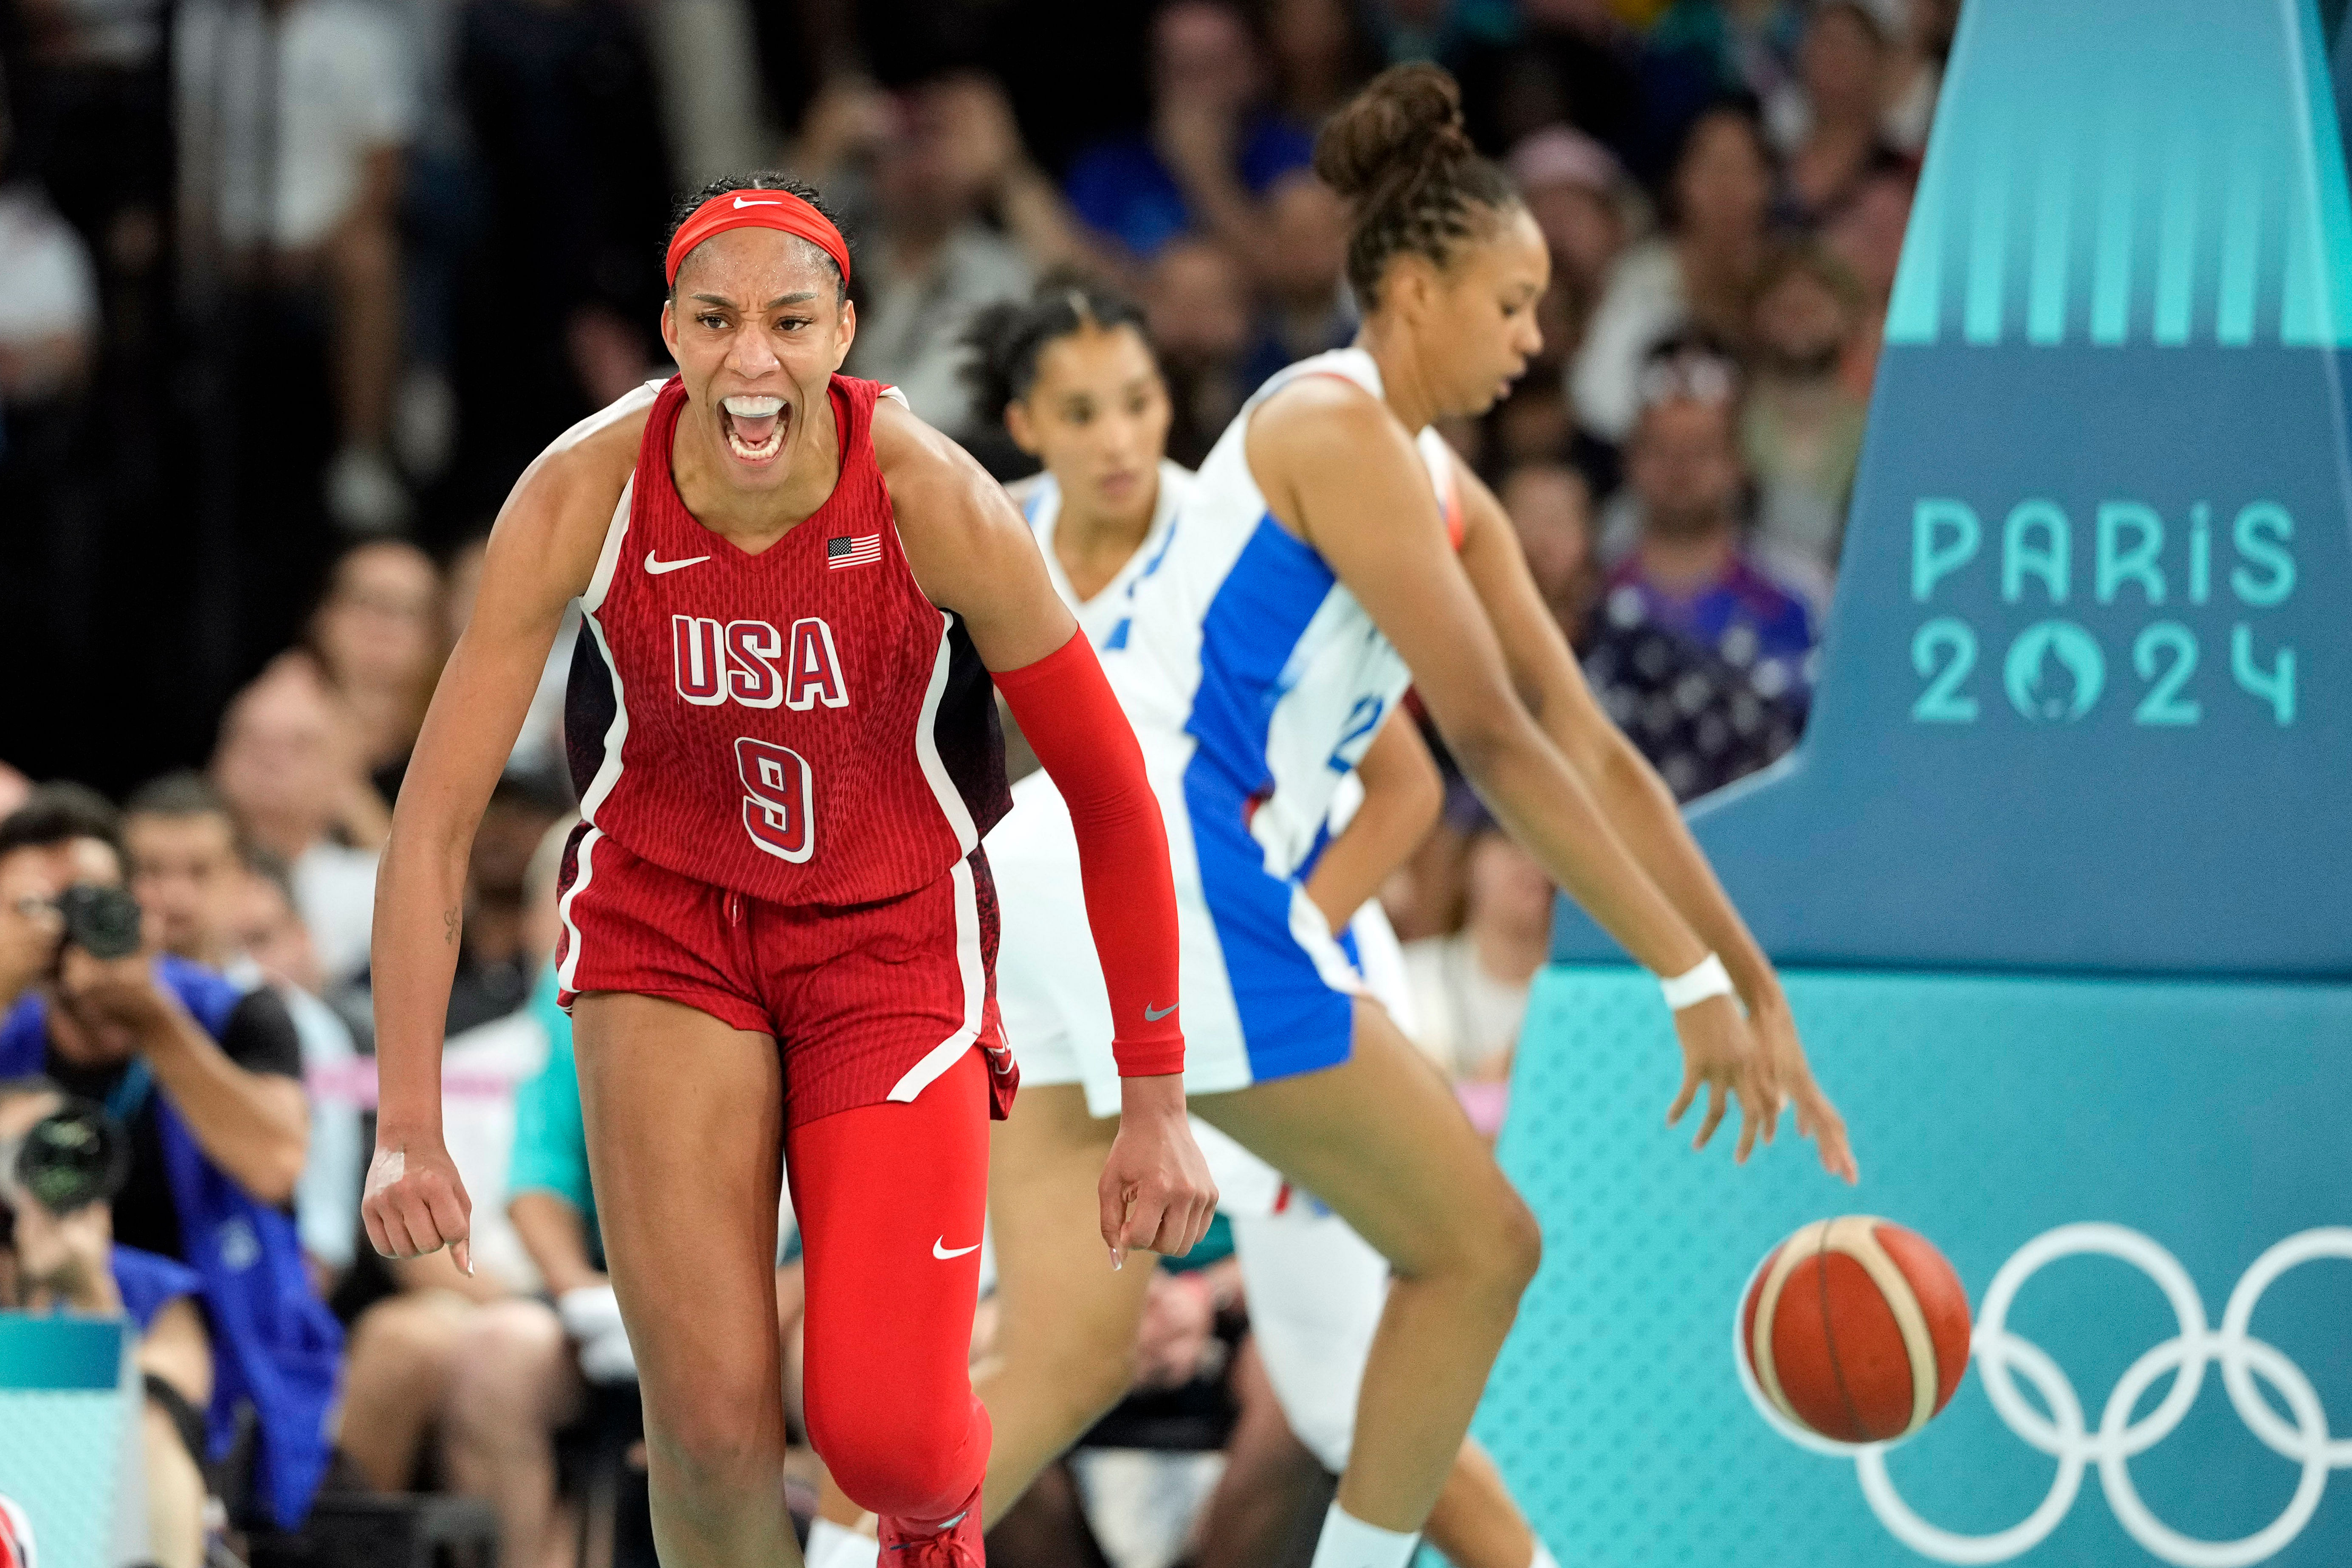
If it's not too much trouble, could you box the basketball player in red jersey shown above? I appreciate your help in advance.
[360,176,1217,1568]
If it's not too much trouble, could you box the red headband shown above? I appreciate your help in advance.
[664,190,852,290]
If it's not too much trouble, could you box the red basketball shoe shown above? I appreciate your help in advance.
[878,1502,982,1566]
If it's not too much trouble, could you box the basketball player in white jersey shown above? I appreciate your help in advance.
[806,281,1566,1568]
[886,61,1854,1568]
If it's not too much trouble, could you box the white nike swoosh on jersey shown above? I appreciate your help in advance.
[933,1237,981,1261]
[644,552,711,575]
[733,197,784,208]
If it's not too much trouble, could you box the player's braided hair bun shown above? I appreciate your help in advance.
[1314,63,1519,307]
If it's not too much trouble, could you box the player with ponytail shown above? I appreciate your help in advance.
[964,65,1855,1568]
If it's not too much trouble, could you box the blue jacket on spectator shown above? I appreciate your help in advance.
[1064,116,1315,259]
[0,957,342,1528]
[112,1243,203,1332]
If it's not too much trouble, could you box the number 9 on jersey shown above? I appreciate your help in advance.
[735,737,815,863]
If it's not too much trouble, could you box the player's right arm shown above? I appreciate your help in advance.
[1247,379,1774,1161]
[362,421,634,1266]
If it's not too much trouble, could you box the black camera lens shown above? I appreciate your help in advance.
[57,884,142,960]
[15,1104,130,1215]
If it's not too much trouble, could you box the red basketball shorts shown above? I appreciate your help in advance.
[553,826,1016,1127]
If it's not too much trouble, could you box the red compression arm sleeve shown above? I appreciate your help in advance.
[993,630,1185,1078]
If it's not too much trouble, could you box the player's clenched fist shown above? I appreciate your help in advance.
[363,1138,474,1275]
[1099,1072,1218,1266]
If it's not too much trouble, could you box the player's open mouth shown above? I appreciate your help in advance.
[721,395,789,464]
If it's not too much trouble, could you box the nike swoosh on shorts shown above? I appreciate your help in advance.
[933,1237,981,1260]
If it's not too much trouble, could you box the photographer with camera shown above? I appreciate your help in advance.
[0,1081,212,1568]
[0,785,341,1531]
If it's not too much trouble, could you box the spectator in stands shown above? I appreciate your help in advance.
[1146,236,1254,467]
[1743,242,1869,580]
[0,72,104,673]
[1777,2,1909,229]
[1573,99,1775,442]
[1823,166,1914,397]
[1065,0,1314,274]
[0,800,61,1016]
[1580,605,1805,802]
[1263,0,1383,124]
[302,539,444,799]
[1647,0,1806,143]
[440,530,576,788]
[0,1081,213,1568]
[1507,126,1631,370]
[1445,0,1641,167]
[445,773,566,1034]
[211,660,383,988]
[1603,335,1816,701]
[450,0,673,515]
[122,774,364,1277]
[840,78,1038,435]
[1238,168,1353,391]
[1401,830,1555,1084]
[0,785,340,1529]
[0,85,99,411]
[1489,378,1578,471]
[0,762,28,821]
[174,0,415,534]
[1500,459,1602,634]
[336,816,569,1517]
[1882,0,1959,156]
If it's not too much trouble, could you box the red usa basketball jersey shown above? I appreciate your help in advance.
[564,374,1010,906]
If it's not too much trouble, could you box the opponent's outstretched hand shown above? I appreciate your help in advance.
[363,1138,474,1275]
[1751,996,1859,1184]
[1666,993,1777,1165]
[1100,1074,1218,1267]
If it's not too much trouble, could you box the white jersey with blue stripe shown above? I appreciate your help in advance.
[1017,458,1191,648]
[1107,347,1458,880]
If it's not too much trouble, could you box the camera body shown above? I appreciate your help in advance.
[56,884,141,960]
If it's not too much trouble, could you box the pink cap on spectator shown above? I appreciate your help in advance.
[1507,125,1623,197]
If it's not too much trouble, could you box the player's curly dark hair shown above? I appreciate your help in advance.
[960,279,1155,428]
[1313,64,1520,309]
[663,174,852,302]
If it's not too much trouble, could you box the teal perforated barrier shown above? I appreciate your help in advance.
[0,1315,139,1568]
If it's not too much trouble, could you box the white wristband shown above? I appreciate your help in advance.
[1659,953,1735,1012]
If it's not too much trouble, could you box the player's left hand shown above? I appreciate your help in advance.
[1101,1073,1218,1266]
[1751,995,1860,1184]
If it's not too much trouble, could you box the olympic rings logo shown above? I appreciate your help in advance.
[1734,1224,2352,1567]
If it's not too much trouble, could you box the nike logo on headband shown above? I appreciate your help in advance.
[733,197,783,209]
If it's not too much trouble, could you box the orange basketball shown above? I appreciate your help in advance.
[1741,1216,1973,1444]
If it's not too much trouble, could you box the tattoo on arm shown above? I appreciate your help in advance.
[443,907,460,946]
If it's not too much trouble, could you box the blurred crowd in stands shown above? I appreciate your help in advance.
[0,0,1948,1560]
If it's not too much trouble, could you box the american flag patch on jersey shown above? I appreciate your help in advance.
[827,534,882,569]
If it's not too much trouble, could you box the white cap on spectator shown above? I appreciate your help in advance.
[1507,126,1623,198]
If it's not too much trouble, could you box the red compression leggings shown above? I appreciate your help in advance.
[788,1045,992,1529]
